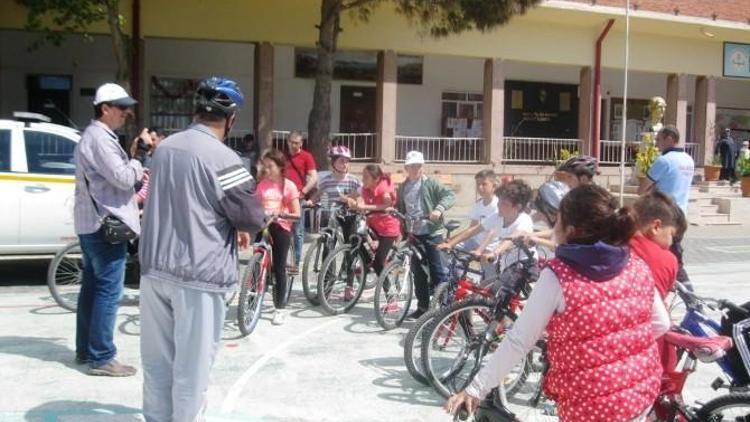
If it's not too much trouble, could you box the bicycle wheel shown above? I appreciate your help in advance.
[301,237,325,306]
[373,256,414,330]
[696,392,750,421]
[47,241,84,312]
[421,296,529,399]
[237,252,268,337]
[404,307,440,385]
[317,245,366,315]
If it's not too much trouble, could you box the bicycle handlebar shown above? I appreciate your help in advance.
[676,282,747,316]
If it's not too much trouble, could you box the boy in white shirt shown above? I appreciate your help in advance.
[439,170,499,278]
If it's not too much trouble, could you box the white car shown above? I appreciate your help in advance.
[0,113,80,254]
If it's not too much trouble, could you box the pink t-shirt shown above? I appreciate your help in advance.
[256,178,299,232]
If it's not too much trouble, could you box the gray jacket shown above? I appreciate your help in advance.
[139,124,266,292]
[74,120,143,235]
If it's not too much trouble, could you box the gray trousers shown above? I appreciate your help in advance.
[140,277,226,422]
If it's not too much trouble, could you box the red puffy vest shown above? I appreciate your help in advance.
[542,255,662,421]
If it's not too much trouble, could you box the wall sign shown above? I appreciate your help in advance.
[724,42,750,79]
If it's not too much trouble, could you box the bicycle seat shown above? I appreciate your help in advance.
[663,330,733,363]
[446,220,462,233]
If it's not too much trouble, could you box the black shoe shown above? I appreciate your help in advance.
[75,354,88,365]
[406,309,426,321]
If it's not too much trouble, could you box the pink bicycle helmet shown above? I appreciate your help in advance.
[328,145,352,160]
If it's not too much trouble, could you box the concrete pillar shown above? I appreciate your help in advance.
[253,42,274,151]
[376,50,397,164]
[482,58,504,165]
[694,76,716,167]
[665,73,688,146]
[578,66,593,156]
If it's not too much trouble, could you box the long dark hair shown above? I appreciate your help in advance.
[559,185,636,246]
[363,164,390,185]
[263,149,287,176]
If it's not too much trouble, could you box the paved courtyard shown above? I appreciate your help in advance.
[0,225,748,421]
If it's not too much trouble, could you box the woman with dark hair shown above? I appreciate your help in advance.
[446,185,669,421]
[256,149,301,326]
[352,165,400,279]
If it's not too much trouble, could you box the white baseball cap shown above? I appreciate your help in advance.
[404,150,425,166]
[93,83,137,107]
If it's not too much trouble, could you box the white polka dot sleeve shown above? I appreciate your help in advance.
[465,268,564,400]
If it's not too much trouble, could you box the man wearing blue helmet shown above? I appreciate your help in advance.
[138,77,266,422]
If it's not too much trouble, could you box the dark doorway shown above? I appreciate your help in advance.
[340,85,376,133]
[26,75,72,127]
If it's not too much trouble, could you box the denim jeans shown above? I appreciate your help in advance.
[76,228,127,368]
[412,233,448,312]
[292,199,305,266]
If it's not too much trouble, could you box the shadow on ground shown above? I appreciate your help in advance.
[24,400,142,421]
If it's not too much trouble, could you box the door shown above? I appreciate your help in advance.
[340,86,376,133]
[19,129,78,251]
[27,75,73,126]
[0,128,20,248]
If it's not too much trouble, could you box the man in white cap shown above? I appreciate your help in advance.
[395,151,455,320]
[73,82,152,376]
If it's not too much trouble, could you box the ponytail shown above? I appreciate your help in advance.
[559,185,636,246]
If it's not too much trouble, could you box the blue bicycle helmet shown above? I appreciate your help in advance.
[534,181,569,220]
[194,77,245,117]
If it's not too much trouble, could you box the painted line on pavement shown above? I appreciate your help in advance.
[704,245,750,254]
[220,318,340,413]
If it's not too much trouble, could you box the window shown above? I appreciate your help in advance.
[24,130,77,175]
[0,130,10,172]
[441,92,484,137]
[294,48,423,85]
[150,77,200,134]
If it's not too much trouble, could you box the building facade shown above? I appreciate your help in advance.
[1,0,750,197]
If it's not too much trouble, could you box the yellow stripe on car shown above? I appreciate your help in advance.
[0,173,75,184]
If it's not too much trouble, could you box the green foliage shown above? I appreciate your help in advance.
[552,148,578,167]
[15,0,119,50]
[736,156,750,178]
[636,134,660,177]
[711,154,722,166]
[395,0,542,37]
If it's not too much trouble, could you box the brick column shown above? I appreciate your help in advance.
[694,76,716,167]
[578,66,593,156]
[376,50,397,164]
[482,58,504,165]
[665,73,688,146]
[253,42,274,151]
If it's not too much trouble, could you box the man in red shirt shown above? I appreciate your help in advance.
[284,130,318,267]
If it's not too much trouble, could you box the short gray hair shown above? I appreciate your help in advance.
[288,130,304,142]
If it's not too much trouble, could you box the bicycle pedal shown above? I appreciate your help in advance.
[710,377,726,390]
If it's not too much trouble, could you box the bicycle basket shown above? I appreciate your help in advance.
[720,301,750,386]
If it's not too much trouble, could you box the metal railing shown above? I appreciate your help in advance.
[269,130,376,161]
[395,136,484,163]
[685,142,701,165]
[503,137,581,164]
[599,140,638,166]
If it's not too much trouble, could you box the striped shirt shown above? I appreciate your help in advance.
[318,173,361,208]
[73,120,144,235]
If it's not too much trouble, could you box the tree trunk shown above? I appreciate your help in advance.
[105,0,137,139]
[307,0,341,169]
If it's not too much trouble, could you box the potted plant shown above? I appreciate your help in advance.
[635,135,660,179]
[552,148,579,179]
[736,156,750,197]
[703,154,722,182]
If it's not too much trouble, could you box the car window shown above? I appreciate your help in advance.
[24,130,77,175]
[0,130,10,172]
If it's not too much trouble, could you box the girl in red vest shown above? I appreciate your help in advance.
[446,185,670,421]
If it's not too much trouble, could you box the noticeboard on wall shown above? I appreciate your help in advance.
[724,42,750,79]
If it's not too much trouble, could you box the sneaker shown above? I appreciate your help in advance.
[272,309,287,326]
[344,286,356,301]
[406,309,425,321]
[380,302,402,314]
[89,360,137,377]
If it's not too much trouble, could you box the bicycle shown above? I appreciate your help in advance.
[315,210,383,315]
[301,203,347,306]
[404,248,489,385]
[420,238,539,399]
[236,215,297,337]
[648,282,750,421]
[373,209,461,330]
[47,239,140,312]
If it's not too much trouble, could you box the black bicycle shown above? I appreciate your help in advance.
[301,203,347,306]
